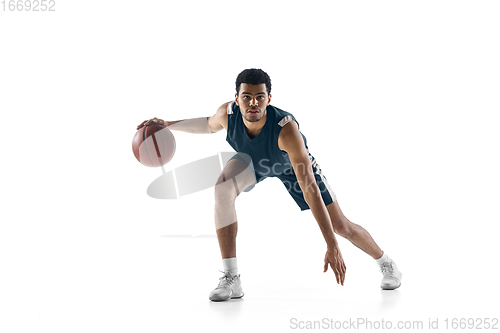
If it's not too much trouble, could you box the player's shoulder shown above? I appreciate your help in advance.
[209,101,232,132]
[279,117,299,137]
[277,118,301,153]
[217,101,234,116]
[271,105,296,128]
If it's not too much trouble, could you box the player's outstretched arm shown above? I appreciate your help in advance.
[279,120,346,286]
[136,116,212,133]
[136,102,230,134]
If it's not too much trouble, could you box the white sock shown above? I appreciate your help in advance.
[222,257,238,275]
[375,252,390,267]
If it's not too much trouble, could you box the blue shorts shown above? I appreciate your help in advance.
[231,154,337,211]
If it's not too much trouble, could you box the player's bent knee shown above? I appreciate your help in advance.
[214,179,239,204]
[333,221,353,239]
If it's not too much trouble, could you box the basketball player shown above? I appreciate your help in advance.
[137,69,402,302]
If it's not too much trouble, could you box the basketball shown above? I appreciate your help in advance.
[132,123,176,167]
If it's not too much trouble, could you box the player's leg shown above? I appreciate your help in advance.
[210,156,257,301]
[325,200,383,259]
[214,157,257,258]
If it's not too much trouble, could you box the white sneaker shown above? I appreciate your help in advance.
[209,271,244,302]
[380,259,402,290]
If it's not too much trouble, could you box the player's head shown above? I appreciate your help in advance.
[235,68,271,96]
[235,69,272,123]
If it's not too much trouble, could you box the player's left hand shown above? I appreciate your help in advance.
[324,246,346,286]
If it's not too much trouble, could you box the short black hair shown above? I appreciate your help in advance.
[235,68,272,96]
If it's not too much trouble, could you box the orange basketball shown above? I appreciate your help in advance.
[132,123,176,167]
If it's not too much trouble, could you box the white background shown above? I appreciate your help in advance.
[1,1,499,332]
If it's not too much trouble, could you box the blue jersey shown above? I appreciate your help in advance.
[225,101,308,178]
[224,101,337,210]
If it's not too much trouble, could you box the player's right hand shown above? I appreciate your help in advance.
[324,246,346,286]
[136,117,170,130]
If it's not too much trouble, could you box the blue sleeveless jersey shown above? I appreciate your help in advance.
[225,102,308,178]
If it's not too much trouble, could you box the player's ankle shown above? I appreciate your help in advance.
[222,257,238,275]
[375,252,389,266]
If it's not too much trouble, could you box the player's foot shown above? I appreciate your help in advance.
[380,259,402,290]
[209,270,244,302]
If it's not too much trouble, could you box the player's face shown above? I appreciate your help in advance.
[235,83,272,123]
